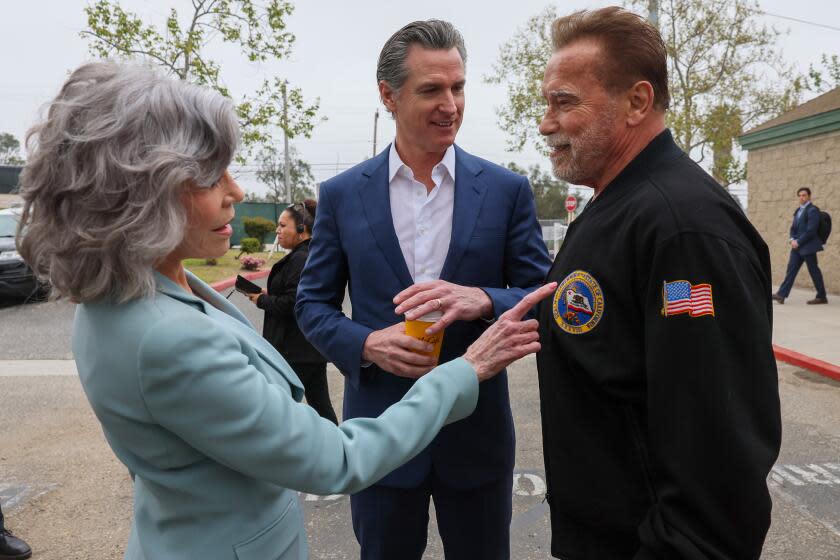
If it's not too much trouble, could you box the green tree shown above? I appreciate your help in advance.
[81,0,321,160]
[242,216,276,243]
[807,54,840,93]
[486,1,806,187]
[248,144,315,203]
[506,162,571,219]
[0,133,25,165]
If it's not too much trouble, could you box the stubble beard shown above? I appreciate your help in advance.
[546,105,618,185]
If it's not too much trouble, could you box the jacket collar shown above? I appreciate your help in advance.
[289,238,310,255]
[154,270,305,395]
[439,145,487,281]
[578,129,682,216]
[357,144,488,287]
[358,147,414,288]
[154,270,253,329]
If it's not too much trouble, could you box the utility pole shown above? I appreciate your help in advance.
[647,0,659,28]
[372,108,380,158]
[282,80,291,204]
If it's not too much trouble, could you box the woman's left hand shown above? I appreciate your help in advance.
[247,290,265,304]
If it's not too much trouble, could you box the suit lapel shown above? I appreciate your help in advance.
[358,147,414,289]
[187,271,254,328]
[440,146,488,281]
[155,271,305,395]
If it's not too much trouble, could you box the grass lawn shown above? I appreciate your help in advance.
[183,249,285,284]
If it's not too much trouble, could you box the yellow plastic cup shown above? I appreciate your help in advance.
[405,310,445,365]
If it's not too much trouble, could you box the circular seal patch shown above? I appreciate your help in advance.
[552,270,605,334]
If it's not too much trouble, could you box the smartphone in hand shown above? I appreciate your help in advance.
[235,275,262,296]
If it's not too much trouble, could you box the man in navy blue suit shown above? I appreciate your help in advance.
[772,187,828,305]
[296,19,550,560]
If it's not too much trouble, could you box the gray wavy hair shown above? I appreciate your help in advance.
[376,19,467,95]
[17,61,239,303]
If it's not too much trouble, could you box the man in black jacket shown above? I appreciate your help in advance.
[534,7,781,559]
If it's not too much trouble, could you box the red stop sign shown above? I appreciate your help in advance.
[565,195,577,212]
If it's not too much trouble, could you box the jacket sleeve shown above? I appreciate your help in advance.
[257,254,303,318]
[795,205,820,246]
[635,232,781,559]
[136,313,478,496]
[295,182,373,388]
[481,175,552,318]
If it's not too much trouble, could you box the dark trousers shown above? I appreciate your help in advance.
[778,250,826,299]
[350,472,512,560]
[289,362,338,425]
[0,502,4,531]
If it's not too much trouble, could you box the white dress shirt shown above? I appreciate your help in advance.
[388,143,456,283]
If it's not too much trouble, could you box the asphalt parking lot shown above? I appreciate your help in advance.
[2,285,840,559]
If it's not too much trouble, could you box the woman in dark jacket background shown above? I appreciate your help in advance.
[249,199,338,424]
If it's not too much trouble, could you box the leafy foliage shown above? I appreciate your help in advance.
[505,162,572,219]
[0,133,25,165]
[244,144,315,203]
[484,6,556,155]
[242,216,276,243]
[81,0,322,160]
[239,237,262,255]
[807,54,840,94]
[486,0,806,186]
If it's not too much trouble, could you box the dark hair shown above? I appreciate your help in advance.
[377,19,467,93]
[797,187,812,196]
[285,199,317,234]
[551,7,670,111]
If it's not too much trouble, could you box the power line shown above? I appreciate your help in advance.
[758,10,840,32]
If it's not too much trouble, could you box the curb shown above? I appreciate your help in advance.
[773,344,840,383]
[210,269,270,292]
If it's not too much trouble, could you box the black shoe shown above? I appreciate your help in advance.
[807,297,828,305]
[771,293,785,304]
[0,529,31,560]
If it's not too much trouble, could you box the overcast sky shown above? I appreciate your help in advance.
[2,0,839,197]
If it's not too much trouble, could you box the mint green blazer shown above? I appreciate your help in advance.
[72,271,478,560]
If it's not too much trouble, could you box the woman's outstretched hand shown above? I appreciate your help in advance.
[464,282,557,382]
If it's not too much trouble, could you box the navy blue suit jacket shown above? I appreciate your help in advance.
[790,204,823,256]
[296,145,551,489]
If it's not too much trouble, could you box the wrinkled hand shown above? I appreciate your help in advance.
[394,280,493,335]
[464,282,557,382]
[362,322,437,379]
[791,239,799,249]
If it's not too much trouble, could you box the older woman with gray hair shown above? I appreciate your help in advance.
[16,61,555,560]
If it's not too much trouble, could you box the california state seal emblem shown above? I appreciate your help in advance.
[552,270,605,334]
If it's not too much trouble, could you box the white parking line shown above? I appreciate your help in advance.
[0,360,77,377]
[0,481,59,511]
[770,463,840,487]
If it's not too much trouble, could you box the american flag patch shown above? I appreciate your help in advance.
[662,280,714,317]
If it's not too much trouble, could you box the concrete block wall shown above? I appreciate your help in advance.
[746,130,840,295]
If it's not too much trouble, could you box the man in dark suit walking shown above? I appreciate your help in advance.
[296,19,550,560]
[773,187,828,304]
